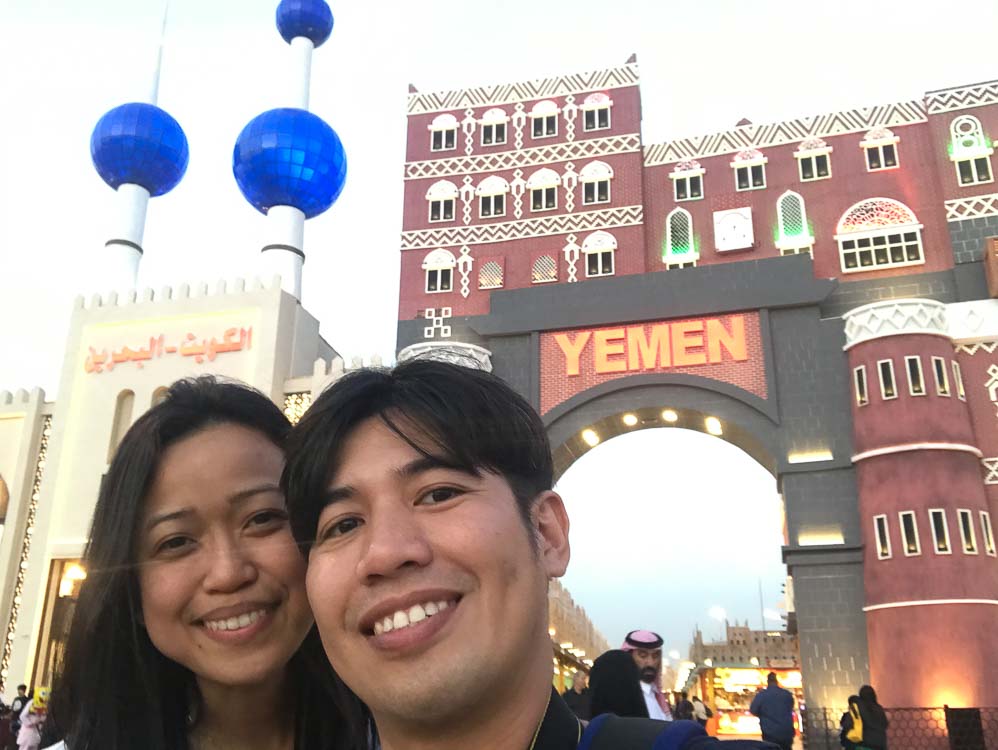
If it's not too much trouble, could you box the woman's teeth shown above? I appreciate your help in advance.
[373,600,453,635]
[204,608,268,632]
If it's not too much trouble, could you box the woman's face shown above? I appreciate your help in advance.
[137,423,312,690]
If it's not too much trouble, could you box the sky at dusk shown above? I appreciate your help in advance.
[2,0,997,659]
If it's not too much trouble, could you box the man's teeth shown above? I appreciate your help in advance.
[373,600,452,635]
[204,609,268,632]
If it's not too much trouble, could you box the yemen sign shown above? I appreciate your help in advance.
[539,312,766,414]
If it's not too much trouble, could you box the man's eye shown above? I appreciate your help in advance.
[419,487,462,505]
[320,517,363,541]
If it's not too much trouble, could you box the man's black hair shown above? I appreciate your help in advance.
[283,358,554,549]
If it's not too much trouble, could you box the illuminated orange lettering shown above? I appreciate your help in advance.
[594,329,627,373]
[707,316,748,362]
[555,332,591,376]
[627,324,671,370]
[672,321,707,366]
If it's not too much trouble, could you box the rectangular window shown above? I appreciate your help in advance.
[674,174,703,201]
[586,250,614,277]
[840,231,923,272]
[479,194,505,218]
[481,122,507,146]
[874,514,892,559]
[866,143,898,171]
[582,180,610,205]
[431,129,457,152]
[932,357,950,396]
[532,115,557,138]
[799,153,831,181]
[583,107,611,132]
[953,362,966,400]
[425,268,452,293]
[878,359,897,400]
[900,511,921,556]
[854,365,869,407]
[955,157,993,186]
[429,198,455,223]
[982,511,996,556]
[905,356,925,396]
[958,509,978,554]
[531,186,557,211]
[929,509,951,554]
[735,164,766,191]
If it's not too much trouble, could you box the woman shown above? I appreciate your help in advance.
[839,694,861,749]
[856,685,889,750]
[41,377,366,750]
[588,650,649,719]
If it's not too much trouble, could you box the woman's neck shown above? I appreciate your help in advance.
[191,671,295,750]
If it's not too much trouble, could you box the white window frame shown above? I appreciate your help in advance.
[530,186,557,212]
[838,228,924,274]
[671,165,705,202]
[954,156,994,187]
[873,514,892,560]
[981,511,997,556]
[422,249,456,294]
[664,207,698,269]
[582,178,611,206]
[953,361,966,401]
[775,190,814,256]
[950,115,994,187]
[928,508,952,554]
[877,359,897,400]
[861,129,900,172]
[905,355,926,396]
[429,114,459,153]
[797,150,832,182]
[429,198,455,223]
[899,511,921,556]
[932,356,950,396]
[733,159,767,191]
[480,121,508,147]
[425,267,452,293]
[957,509,978,555]
[854,365,869,407]
[585,249,615,278]
[479,193,506,219]
[582,106,611,132]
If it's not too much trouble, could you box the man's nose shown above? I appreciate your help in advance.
[355,502,433,581]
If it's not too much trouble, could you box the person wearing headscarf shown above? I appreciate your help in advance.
[620,629,674,721]
[588,650,649,719]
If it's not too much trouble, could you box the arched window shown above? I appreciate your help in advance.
[776,191,814,256]
[581,92,612,132]
[527,168,560,212]
[476,176,510,218]
[480,108,509,146]
[151,386,169,407]
[835,198,923,272]
[731,148,767,191]
[422,248,457,293]
[479,260,504,289]
[0,474,8,524]
[795,137,832,182]
[579,161,613,206]
[532,255,557,284]
[860,127,899,171]
[670,159,705,201]
[949,115,994,186]
[108,390,135,462]
[582,231,617,277]
[426,180,458,223]
[529,100,559,139]
[429,113,458,152]
[664,208,697,268]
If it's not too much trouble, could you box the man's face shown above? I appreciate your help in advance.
[631,647,662,684]
[304,418,570,727]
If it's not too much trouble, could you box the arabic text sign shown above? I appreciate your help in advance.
[84,327,253,374]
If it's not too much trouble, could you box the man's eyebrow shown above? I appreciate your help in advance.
[320,456,474,508]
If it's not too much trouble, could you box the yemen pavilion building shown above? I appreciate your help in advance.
[394,58,998,722]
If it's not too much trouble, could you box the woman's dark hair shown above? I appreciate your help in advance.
[42,377,366,750]
[859,685,878,703]
[283,358,554,549]
[588,649,649,719]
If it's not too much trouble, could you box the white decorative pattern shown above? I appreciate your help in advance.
[836,198,919,234]
[423,307,453,339]
[458,246,473,298]
[982,458,998,485]
[986,365,998,414]
[404,134,641,180]
[842,299,948,349]
[563,163,578,212]
[397,341,494,372]
[400,205,643,251]
[462,109,477,156]
[513,103,527,150]
[946,301,998,344]
[956,342,998,355]
[644,99,926,165]
[926,80,998,114]
[407,63,639,114]
[944,193,998,221]
[563,233,581,282]
[511,169,526,219]
[460,176,475,225]
[564,95,578,142]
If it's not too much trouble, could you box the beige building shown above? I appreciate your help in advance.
[689,621,799,669]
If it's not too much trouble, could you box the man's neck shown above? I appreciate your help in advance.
[192,672,294,750]
[376,650,552,750]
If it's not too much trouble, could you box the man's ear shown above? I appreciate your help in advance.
[532,490,570,578]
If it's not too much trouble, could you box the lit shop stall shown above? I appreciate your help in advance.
[32,560,86,688]
[693,665,803,736]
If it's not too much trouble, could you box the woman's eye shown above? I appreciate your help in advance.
[248,509,288,528]
[320,517,363,541]
[419,487,462,506]
[156,536,193,555]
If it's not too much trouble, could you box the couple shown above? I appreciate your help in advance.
[42,360,776,750]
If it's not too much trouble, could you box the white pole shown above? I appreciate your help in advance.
[290,36,314,109]
[262,205,306,299]
[103,183,150,292]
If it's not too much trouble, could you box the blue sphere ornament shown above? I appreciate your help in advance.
[276,0,334,47]
[233,108,347,219]
[91,103,189,197]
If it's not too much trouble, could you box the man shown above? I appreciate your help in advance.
[283,360,779,750]
[675,691,695,721]
[620,630,673,721]
[692,696,709,727]
[561,671,591,721]
[750,673,796,750]
[9,685,28,747]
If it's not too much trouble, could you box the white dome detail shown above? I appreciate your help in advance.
[582,230,618,253]
[579,161,614,180]
[425,180,459,200]
[422,248,457,270]
[526,167,562,188]
[476,175,511,196]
